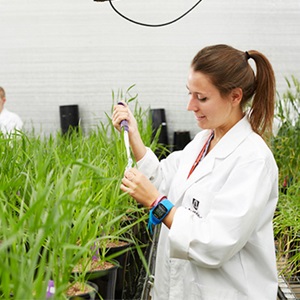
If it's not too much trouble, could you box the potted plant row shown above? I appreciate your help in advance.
[0,87,157,299]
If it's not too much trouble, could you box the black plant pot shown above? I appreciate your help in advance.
[173,131,191,151]
[68,281,98,300]
[59,105,80,135]
[84,262,118,300]
[150,108,169,159]
[106,243,131,300]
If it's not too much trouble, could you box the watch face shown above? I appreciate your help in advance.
[153,203,168,219]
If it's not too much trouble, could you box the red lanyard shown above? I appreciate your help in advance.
[187,131,214,179]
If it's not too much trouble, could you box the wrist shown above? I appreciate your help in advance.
[150,195,167,208]
[129,132,147,162]
[148,199,174,234]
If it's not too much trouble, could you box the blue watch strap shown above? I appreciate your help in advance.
[148,199,174,234]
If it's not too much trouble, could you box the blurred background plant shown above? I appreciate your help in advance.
[272,76,300,280]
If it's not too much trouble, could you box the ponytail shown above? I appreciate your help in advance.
[247,50,276,138]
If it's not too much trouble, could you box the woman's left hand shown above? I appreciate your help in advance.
[121,168,160,208]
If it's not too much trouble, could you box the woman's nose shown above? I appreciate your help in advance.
[187,96,198,111]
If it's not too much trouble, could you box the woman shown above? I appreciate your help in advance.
[112,44,278,300]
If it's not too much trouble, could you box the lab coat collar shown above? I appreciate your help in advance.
[174,115,253,202]
[210,114,253,159]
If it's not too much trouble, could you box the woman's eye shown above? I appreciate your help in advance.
[197,95,207,101]
[187,91,207,101]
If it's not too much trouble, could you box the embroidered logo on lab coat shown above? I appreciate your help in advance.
[189,198,201,218]
[192,198,199,210]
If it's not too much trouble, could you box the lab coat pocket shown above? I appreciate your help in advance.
[190,281,240,300]
[169,258,190,299]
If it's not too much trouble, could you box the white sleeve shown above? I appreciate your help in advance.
[137,147,183,196]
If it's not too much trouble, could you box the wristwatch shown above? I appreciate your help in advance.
[149,199,174,228]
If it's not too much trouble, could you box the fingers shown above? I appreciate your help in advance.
[122,169,136,190]
[120,182,133,194]
[121,168,139,196]
[112,103,130,131]
[121,168,159,207]
[124,168,137,180]
[121,172,136,196]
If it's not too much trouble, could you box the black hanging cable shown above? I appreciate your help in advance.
[108,0,204,27]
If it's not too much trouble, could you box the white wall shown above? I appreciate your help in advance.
[0,0,299,141]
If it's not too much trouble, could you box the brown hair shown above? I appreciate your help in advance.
[191,44,276,137]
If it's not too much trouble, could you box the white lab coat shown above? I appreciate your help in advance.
[0,108,23,135]
[137,115,278,300]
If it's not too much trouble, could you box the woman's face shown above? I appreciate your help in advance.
[186,69,241,132]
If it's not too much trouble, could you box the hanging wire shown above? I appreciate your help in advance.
[108,0,204,27]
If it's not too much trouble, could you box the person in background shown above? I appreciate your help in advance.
[0,86,23,135]
[112,44,278,300]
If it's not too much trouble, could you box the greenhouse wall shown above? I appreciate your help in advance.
[0,0,299,141]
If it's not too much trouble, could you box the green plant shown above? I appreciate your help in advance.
[273,75,300,184]
[273,182,300,278]
[272,76,300,279]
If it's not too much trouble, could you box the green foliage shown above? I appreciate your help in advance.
[272,76,300,279]
[273,75,300,183]
[0,90,155,299]
[273,184,300,278]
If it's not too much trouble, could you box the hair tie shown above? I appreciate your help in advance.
[245,51,251,60]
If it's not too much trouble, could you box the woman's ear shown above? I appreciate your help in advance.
[230,88,243,106]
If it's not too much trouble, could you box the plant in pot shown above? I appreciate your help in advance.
[96,195,147,300]
[69,187,121,300]
[73,156,147,300]
[72,241,119,300]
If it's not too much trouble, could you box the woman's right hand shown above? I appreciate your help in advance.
[112,102,147,162]
[112,102,138,135]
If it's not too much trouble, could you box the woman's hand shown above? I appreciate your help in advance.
[121,168,160,209]
[112,102,138,135]
[112,102,147,162]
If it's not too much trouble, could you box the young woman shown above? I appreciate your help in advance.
[112,44,278,300]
